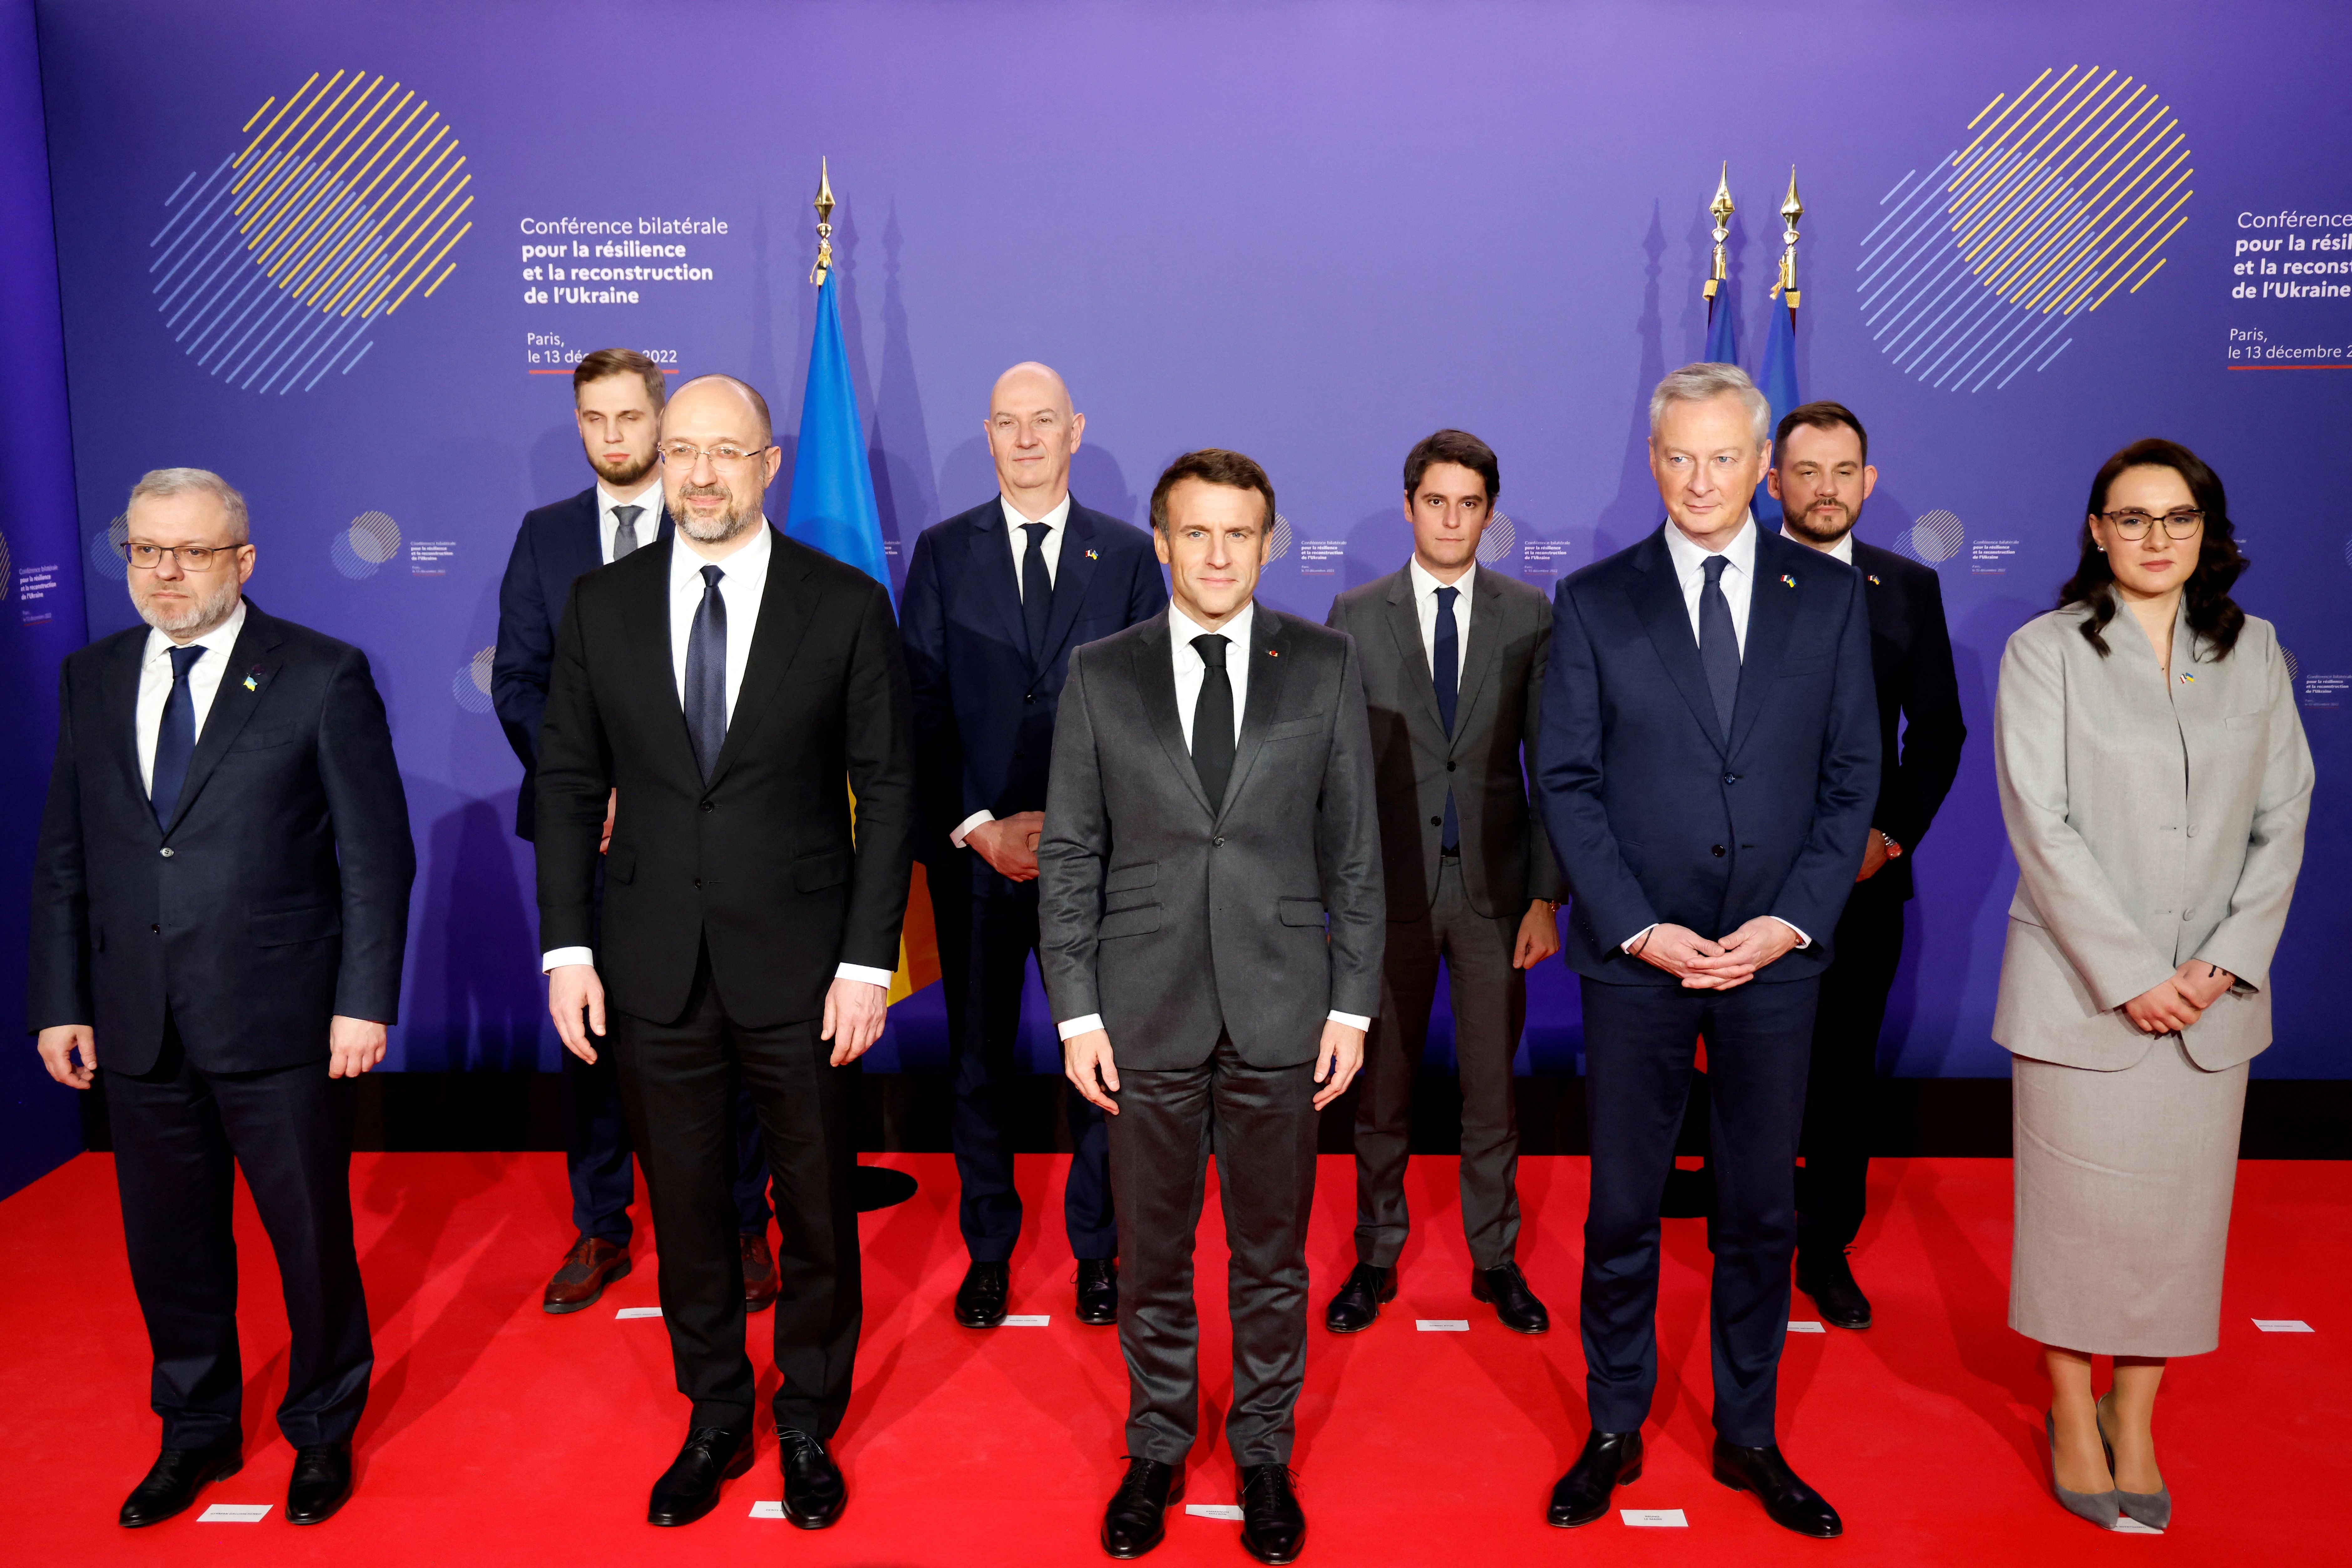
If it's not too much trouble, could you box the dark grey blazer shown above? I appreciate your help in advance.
[1036,605,1385,1069]
[1327,564,1563,921]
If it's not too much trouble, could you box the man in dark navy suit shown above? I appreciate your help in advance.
[493,348,779,1316]
[32,469,414,1529]
[899,362,1167,1329]
[1535,364,1877,1539]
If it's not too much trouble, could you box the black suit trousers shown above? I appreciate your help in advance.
[1108,1032,1318,1467]
[1796,876,1907,1252]
[611,947,860,1437]
[104,1022,371,1450]
[1579,975,1819,1447]
[931,861,1114,1262]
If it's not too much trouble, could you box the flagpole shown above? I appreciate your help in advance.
[809,156,835,286]
[1770,166,1804,321]
[1704,163,1734,321]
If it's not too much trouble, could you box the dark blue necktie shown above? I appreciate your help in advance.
[1698,554,1741,739]
[684,564,727,781]
[1434,584,1460,852]
[1191,633,1235,810]
[151,644,206,829]
[1020,521,1054,664]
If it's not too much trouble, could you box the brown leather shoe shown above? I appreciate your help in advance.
[742,1231,779,1314]
[543,1235,630,1314]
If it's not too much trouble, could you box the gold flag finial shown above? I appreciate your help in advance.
[1771,165,1804,309]
[809,157,836,286]
[1704,162,1734,302]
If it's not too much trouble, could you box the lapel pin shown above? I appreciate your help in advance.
[1085,548,1099,560]
[2180,672,2196,684]
[1867,573,1882,586]
[1267,648,1280,657]
[244,664,263,691]
[1780,573,1798,589]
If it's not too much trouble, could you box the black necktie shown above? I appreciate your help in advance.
[1434,584,1460,852]
[612,503,643,559]
[684,564,727,780]
[1191,633,1235,810]
[151,644,206,829]
[1698,554,1741,738]
[1020,521,1053,663]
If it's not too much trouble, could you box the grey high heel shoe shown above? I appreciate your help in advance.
[2095,1394,2171,1530]
[2045,1411,2120,1529]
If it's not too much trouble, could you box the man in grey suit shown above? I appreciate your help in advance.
[1039,449,1383,1565]
[1324,429,1563,1337]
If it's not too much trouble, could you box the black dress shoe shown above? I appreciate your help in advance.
[1237,1464,1306,1565]
[120,1435,243,1527]
[1471,1261,1551,1334]
[1076,1258,1119,1326]
[1100,1457,1184,1558]
[955,1261,1010,1328]
[647,1425,753,1526]
[776,1427,845,1529]
[1795,1246,1873,1330]
[1547,1428,1642,1528]
[1712,1440,1842,1538]
[284,1442,353,1526]
[1323,1263,1395,1333]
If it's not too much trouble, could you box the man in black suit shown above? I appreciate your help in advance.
[1040,450,1384,1564]
[1766,401,1965,1330]
[901,362,1167,1330]
[493,348,780,1317]
[1324,429,1562,1337]
[31,468,414,1529]
[1535,365,1877,1539]
[537,374,916,1530]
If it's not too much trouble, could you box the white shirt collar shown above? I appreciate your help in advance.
[1662,511,1757,580]
[1169,596,1254,655]
[142,596,247,668]
[670,517,772,588]
[596,476,662,519]
[1406,556,1475,601]
[1779,523,1855,566]
[1001,491,1073,532]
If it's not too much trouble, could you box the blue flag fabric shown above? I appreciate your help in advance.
[1703,290,1739,370]
[783,272,889,589]
[1754,300,1799,527]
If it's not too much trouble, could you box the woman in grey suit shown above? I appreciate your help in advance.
[1993,438,2313,1531]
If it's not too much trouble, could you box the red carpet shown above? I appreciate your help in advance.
[3,1150,2346,1565]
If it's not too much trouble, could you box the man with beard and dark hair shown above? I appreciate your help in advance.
[32,469,414,1528]
[537,374,917,1529]
[1765,400,1965,1329]
[494,348,784,1319]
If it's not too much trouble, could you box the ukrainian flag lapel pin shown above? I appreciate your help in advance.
[1867,573,1882,586]
[1780,573,1798,589]
[244,663,263,691]
[1086,548,1099,561]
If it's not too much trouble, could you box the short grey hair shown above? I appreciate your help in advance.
[129,467,250,543]
[1648,362,1772,451]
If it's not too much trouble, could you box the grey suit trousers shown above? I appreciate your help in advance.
[1353,856,1527,1270]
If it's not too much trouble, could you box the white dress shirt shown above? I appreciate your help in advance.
[1407,557,1475,674]
[136,599,247,795]
[947,492,1078,850]
[1780,522,1856,566]
[1058,595,1369,1041]
[1621,514,1808,954]
[543,524,893,989]
[596,478,664,564]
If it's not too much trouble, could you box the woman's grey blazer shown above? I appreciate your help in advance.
[1992,600,2313,1071]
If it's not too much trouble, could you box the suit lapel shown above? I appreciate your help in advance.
[1382,571,1446,736]
[631,540,702,780]
[1450,567,1506,746]
[1133,613,1213,819]
[1033,504,1103,674]
[163,606,283,835]
[99,631,152,819]
[705,531,819,790]
[1726,534,1800,758]
[1215,606,1292,825]
[960,502,1032,672]
[1629,528,1729,758]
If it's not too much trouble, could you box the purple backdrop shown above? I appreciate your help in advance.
[22,0,2350,1079]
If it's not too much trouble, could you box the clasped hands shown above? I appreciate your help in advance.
[966,810,1046,882]
[547,966,889,1068]
[2121,960,2236,1036]
[1065,1017,1366,1116]
[1631,917,1802,989]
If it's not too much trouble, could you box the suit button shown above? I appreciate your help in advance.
[1446,761,1457,772]
[1430,815,1443,827]
[693,877,703,889]
[159,847,174,858]
[2183,908,2195,920]
[151,923,161,934]
[1724,774,1740,785]
[700,800,714,813]
[1213,836,1226,847]
[1024,692,1037,704]
[1711,844,1726,857]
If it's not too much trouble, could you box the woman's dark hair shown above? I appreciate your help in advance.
[2057,437,2246,659]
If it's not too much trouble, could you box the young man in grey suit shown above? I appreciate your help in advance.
[1039,450,1384,1564]
[1324,429,1563,1336]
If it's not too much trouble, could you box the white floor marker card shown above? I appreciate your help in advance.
[1001,1314,1051,1327]
[2113,1516,2165,1534]
[1416,1319,1471,1331]
[2254,1319,2313,1332]
[1621,1508,1688,1528]
[749,1501,785,1519]
[198,1503,272,1523]
[615,1306,663,1319]
[1186,1504,1244,1520]
[1788,1320,1826,1333]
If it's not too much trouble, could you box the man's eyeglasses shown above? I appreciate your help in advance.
[660,440,773,466]
[2099,509,2203,541]
[122,542,243,571]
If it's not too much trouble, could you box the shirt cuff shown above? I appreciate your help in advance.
[949,810,994,850]
[835,964,895,989]
[542,947,595,974]
[1058,1013,1105,1041]
[1769,917,1812,949]
[1326,1011,1371,1031]
[1620,923,1658,954]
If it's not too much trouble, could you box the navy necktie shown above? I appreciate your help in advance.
[612,503,643,559]
[1698,554,1741,738]
[151,644,206,829]
[684,564,727,780]
[1020,521,1054,663]
[1191,633,1235,810]
[1434,584,1460,852]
